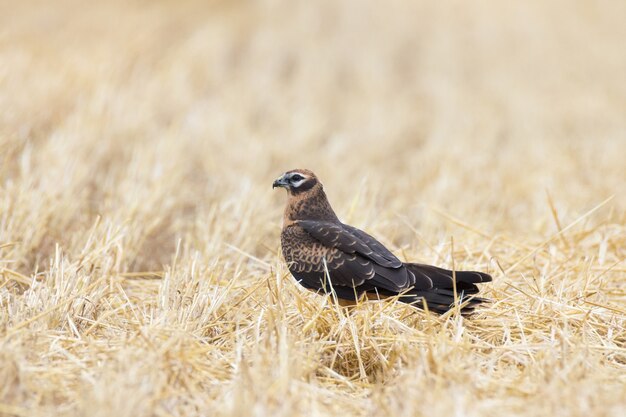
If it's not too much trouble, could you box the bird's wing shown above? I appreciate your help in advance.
[296,220,402,268]
[340,223,402,267]
[405,263,492,293]
[294,220,432,291]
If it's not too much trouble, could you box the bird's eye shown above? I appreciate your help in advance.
[290,174,304,182]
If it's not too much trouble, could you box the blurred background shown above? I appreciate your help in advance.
[1,2,625,415]
[1,0,624,271]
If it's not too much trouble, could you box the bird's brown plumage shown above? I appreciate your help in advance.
[273,169,492,314]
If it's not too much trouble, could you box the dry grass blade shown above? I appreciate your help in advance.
[504,195,615,274]
[0,268,32,286]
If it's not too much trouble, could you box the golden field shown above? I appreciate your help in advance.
[1,0,625,416]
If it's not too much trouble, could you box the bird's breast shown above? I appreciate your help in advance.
[280,225,337,273]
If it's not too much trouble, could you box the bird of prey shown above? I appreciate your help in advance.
[272,169,492,314]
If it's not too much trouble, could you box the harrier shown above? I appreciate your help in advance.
[273,169,492,314]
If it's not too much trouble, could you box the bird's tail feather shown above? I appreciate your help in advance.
[401,263,492,314]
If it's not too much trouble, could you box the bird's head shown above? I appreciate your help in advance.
[273,169,338,223]
[272,169,320,196]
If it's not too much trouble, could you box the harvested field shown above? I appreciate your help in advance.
[0,1,625,416]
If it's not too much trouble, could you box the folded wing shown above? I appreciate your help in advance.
[295,220,433,292]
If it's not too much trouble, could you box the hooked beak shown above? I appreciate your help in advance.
[272,175,289,189]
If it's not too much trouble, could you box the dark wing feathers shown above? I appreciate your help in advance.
[340,223,403,268]
[405,288,489,314]
[297,220,403,268]
[405,263,492,293]
[371,264,413,290]
[326,253,374,287]
[295,220,424,292]
[405,263,491,290]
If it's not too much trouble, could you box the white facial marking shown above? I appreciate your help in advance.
[289,172,307,188]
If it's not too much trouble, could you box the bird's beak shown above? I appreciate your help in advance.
[272,175,289,189]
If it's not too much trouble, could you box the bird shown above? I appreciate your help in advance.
[272,169,492,314]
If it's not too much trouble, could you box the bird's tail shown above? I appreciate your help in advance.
[401,263,492,314]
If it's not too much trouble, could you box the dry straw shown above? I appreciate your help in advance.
[1,1,625,416]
